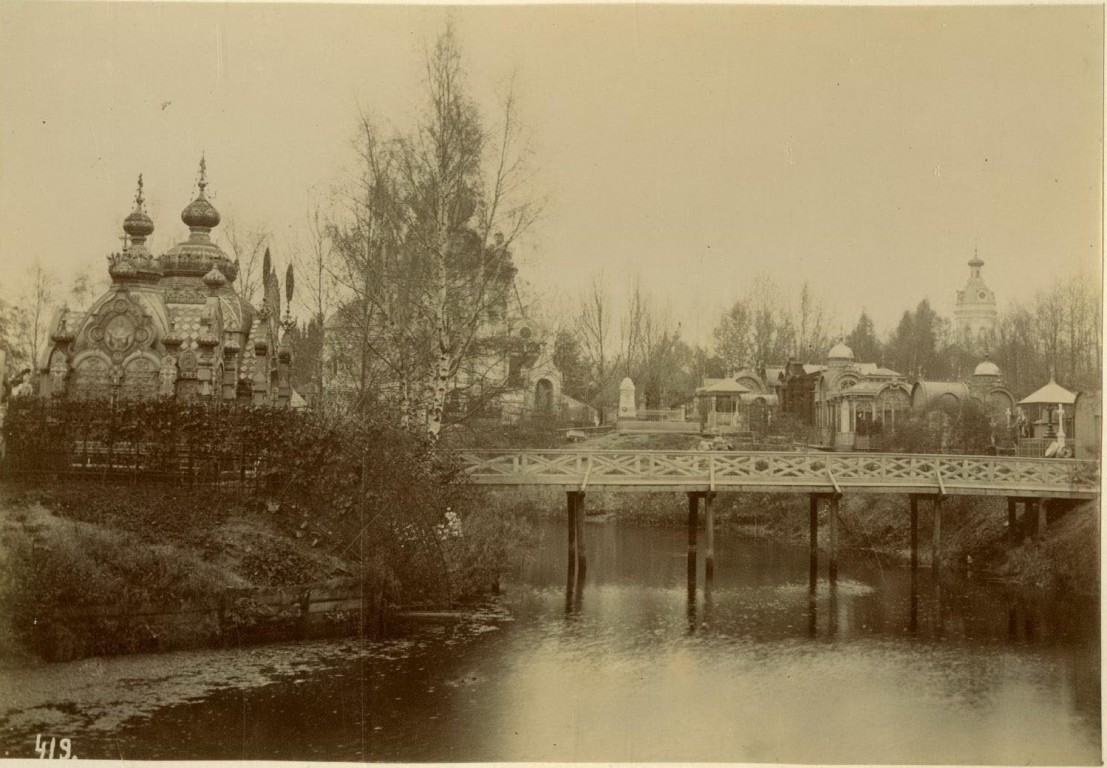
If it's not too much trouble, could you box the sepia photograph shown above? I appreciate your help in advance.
[0,1,1101,764]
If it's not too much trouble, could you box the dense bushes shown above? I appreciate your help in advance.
[884,400,1001,454]
[1,398,522,616]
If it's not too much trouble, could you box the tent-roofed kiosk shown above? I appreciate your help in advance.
[1018,374,1077,456]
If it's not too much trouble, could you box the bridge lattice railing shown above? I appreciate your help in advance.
[455,450,1099,495]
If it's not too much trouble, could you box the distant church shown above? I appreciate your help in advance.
[38,159,294,405]
[953,251,997,348]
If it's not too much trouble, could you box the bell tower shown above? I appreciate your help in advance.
[954,250,997,348]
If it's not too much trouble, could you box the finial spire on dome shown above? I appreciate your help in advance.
[123,172,155,245]
[197,153,208,197]
[134,173,146,210]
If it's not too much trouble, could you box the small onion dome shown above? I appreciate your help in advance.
[203,264,227,290]
[109,256,138,281]
[197,331,219,349]
[123,174,155,240]
[124,209,155,240]
[163,323,185,348]
[223,339,240,355]
[51,327,75,345]
[254,338,269,354]
[828,342,854,360]
[974,358,1001,377]
[968,255,984,268]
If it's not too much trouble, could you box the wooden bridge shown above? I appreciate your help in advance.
[457,450,1098,499]
[457,449,1099,592]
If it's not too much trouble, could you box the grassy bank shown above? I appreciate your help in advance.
[0,482,351,664]
[0,480,534,665]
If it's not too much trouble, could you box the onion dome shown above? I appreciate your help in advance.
[163,320,184,348]
[828,341,854,361]
[51,318,75,345]
[254,338,269,355]
[123,174,155,242]
[109,255,138,281]
[159,155,235,281]
[968,254,984,268]
[197,330,220,349]
[974,357,1001,377]
[203,264,227,290]
[182,154,220,230]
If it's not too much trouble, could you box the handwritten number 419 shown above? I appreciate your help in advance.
[34,735,76,759]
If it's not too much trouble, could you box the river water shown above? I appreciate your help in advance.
[1,519,1100,763]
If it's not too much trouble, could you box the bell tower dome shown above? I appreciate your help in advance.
[954,249,997,348]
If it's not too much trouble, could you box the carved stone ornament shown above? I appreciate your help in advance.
[49,350,69,388]
[178,349,199,376]
[89,296,153,362]
[159,355,178,396]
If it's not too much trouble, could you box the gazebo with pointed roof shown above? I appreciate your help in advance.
[1018,372,1077,441]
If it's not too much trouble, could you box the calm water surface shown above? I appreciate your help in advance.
[1,519,1100,763]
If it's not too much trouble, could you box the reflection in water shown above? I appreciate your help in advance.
[2,518,1099,764]
[910,568,919,634]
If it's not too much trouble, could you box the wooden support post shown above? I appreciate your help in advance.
[809,495,819,593]
[910,496,919,573]
[705,493,716,582]
[828,495,839,583]
[575,492,587,578]
[687,492,699,590]
[1007,497,1018,547]
[1027,499,1040,538]
[1037,498,1048,540]
[566,491,578,580]
[932,497,943,570]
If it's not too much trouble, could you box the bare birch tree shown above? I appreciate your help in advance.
[18,261,55,371]
[577,274,617,422]
[329,25,540,437]
[223,218,271,306]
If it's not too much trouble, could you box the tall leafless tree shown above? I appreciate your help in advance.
[18,261,55,371]
[328,25,541,438]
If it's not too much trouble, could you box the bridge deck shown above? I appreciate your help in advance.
[457,450,1100,499]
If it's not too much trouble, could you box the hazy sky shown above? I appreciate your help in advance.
[1,2,1102,347]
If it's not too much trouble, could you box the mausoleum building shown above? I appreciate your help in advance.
[38,160,293,406]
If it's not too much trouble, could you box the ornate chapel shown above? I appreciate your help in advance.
[38,159,294,405]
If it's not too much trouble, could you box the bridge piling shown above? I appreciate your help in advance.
[576,492,588,577]
[1025,499,1040,539]
[1007,498,1018,547]
[808,495,819,592]
[932,497,943,570]
[910,496,919,573]
[687,493,699,591]
[828,495,839,583]
[705,493,716,582]
[1037,498,1048,540]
